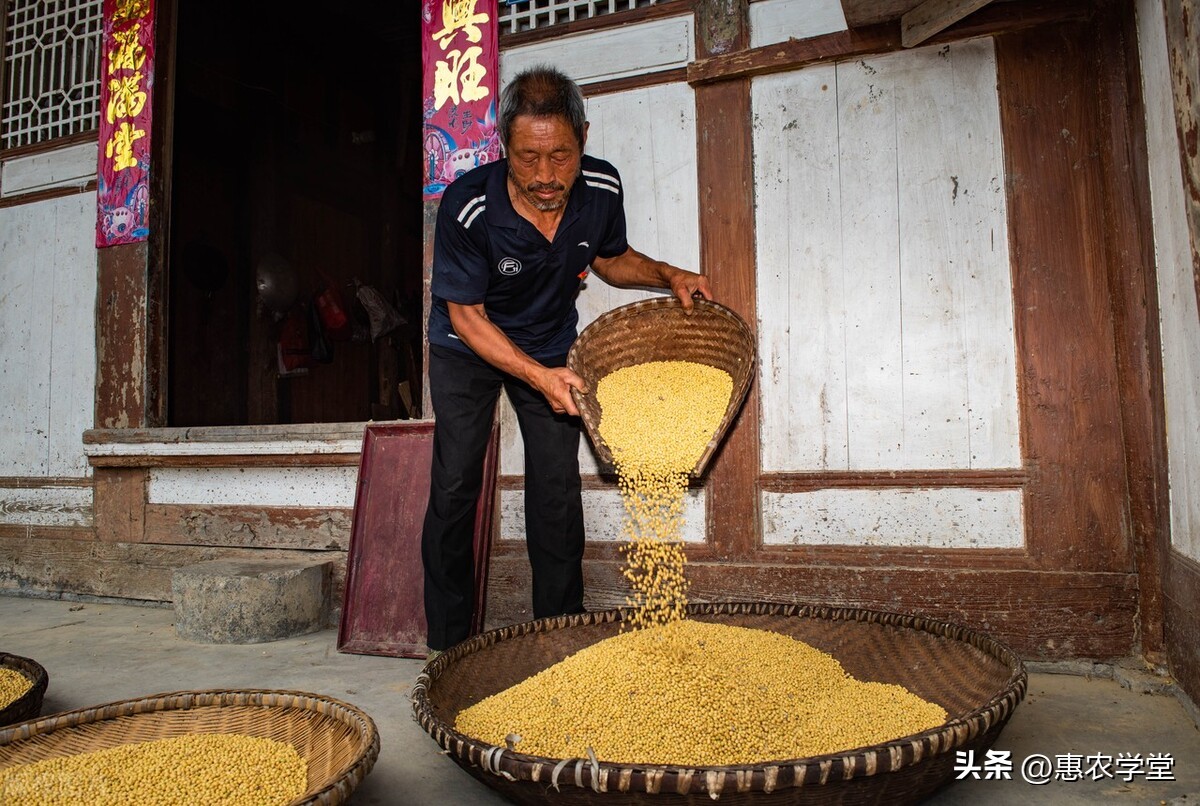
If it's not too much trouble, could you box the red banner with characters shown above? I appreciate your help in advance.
[96,0,155,247]
[421,0,501,201]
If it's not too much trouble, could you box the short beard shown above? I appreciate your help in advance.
[508,165,572,212]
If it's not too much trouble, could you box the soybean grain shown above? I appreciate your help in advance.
[455,618,948,766]
[0,668,32,710]
[596,360,733,628]
[0,733,308,806]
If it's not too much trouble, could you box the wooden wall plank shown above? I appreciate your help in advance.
[0,200,54,474]
[688,1,1091,86]
[500,14,693,86]
[838,55,907,469]
[760,487,1023,548]
[49,193,100,475]
[93,468,145,542]
[749,0,847,48]
[146,466,358,509]
[1161,0,1200,322]
[1093,1,1168,659]
[143,504,351,551]
[1164,550,1200,706]
[755,41,1017,476]
[754,64,848,471]
[697,76,760,559]
[0,192,96,478]
[901,0,994,48]
[96,242,150,429]
[996,22,1132,573]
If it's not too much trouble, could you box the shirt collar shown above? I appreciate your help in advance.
[484,157,594,234]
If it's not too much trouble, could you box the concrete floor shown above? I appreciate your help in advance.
[1,595,1198,806]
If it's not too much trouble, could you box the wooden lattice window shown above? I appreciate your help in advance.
[2,0,103,151]
[499,0,673,35]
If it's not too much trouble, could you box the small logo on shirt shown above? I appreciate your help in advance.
[498,257,522,275]
[577,241,590,248]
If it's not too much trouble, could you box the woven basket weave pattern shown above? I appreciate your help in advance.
[413,603,1026,805]
[567,297,756,476]
[0,689,379,806]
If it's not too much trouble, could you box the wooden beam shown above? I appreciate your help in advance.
[687,0,1091,86]
[901,0,994,48]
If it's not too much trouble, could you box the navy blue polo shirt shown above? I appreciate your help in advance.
[428,154,629,360]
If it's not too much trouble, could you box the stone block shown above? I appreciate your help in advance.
[172,558,331,644]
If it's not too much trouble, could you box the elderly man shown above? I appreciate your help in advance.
[421,65,711,654]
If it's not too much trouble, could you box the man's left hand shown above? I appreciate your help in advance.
[667,268,713,312]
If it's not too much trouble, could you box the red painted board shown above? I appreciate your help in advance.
[337,419,498,658]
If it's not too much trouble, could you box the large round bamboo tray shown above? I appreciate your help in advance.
[0,689,379,806]
[413,603,1026,805]
[0,652,48,727]
[567,296,756,477]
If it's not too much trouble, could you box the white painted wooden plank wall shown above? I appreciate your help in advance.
[1137,0,1200,563]
[753,39,1019,474]
[749,0,848,48]
[148,467,359,508]
[762,487,1023,548]
[0,486,92,528]
[1,142,97,198]
[500,14,693,87]
[0,191,96,479]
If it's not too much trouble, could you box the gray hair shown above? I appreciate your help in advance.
[498,65,587,150]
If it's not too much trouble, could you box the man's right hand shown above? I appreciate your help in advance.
[536,366,588,417]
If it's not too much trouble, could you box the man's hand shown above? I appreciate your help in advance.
[534,366,588,416]
[666,267,712,312]
[590,247,714,313]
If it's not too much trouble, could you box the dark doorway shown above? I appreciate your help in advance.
[166,4,423,426]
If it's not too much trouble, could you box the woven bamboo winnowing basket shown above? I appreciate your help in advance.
[567,296,755,477]
[0,653,48,728]
[413,603,1027,806]
[0,689,379,806]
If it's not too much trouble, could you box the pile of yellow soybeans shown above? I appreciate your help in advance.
[454,358,948,766]
[456,618,947,766]
[0,668,33,710]
[0,733,307,805]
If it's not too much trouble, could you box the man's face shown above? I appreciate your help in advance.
[506,114,585,213]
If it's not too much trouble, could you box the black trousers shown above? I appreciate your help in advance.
[421,344,586,650]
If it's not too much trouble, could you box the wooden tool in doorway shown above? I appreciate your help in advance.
[337,418,499,658]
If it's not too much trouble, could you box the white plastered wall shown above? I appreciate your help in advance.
[0,144,98,530]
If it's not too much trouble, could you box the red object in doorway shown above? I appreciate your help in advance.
[337,419,498,658]
[314,283,352,341]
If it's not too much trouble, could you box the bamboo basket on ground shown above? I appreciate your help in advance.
[0,688,379,806]
[567,296,755,477]
[413,602,1027,805]
[0,653,48,728]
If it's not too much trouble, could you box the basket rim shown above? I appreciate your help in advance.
[0,687,381,806]
[0,652,49,728]
[412,602,1027,796]
[566,295,757,477]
